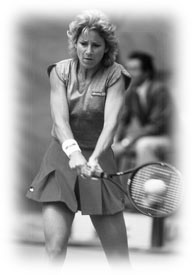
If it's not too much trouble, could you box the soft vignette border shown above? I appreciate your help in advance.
[1,0,192,274]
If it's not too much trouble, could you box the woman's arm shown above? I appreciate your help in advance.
[49,67,87,172]
[89,75,126,164]
[50,67,74,143]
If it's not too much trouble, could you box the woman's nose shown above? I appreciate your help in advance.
[86,44,93,54]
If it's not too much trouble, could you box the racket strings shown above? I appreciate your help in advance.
[129,164,182,217]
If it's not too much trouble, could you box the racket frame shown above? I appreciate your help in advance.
[99,162,182,218]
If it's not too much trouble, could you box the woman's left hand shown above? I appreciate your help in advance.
[87,157,103,177]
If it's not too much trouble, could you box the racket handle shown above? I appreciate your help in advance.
[91,170,108,179]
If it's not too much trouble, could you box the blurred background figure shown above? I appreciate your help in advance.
[112,51,175,248]
[113,51,174,174]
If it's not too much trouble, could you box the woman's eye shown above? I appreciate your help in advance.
[93,44,100,48]
[80,42,87,46]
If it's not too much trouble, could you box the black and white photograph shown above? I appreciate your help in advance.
[1,0,191,274]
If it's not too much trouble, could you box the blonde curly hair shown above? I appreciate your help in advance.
[67,10,118,67]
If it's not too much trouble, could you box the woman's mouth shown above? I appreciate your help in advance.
[84,57,93,61]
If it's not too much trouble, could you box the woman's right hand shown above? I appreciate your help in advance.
[68,151,88,175]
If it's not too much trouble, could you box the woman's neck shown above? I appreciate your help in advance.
[77,62,101,80]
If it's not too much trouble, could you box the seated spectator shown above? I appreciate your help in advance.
[113,51,174,174]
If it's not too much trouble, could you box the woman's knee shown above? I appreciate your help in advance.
[42,202,74,260]
[91,213,128,253]
[45,235,68,259]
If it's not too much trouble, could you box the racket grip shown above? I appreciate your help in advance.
[91,170,108,179]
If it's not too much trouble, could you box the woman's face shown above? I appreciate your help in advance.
[76,29,107,70]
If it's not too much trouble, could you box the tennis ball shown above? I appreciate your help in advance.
[144,179,167,195]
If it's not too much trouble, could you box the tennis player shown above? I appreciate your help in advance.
[26,10,131,266]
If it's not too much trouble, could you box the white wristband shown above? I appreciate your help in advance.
[62,139,81,158]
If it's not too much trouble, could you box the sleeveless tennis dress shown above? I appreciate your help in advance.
[26,59,131,215]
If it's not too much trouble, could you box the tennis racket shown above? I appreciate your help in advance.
[92,162,183,218]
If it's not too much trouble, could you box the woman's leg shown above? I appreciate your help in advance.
[90,211,129,266]
[42,202,75,265]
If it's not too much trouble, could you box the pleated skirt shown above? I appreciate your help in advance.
[26,138,126,215]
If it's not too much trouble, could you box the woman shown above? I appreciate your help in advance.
[26,10,131,266]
